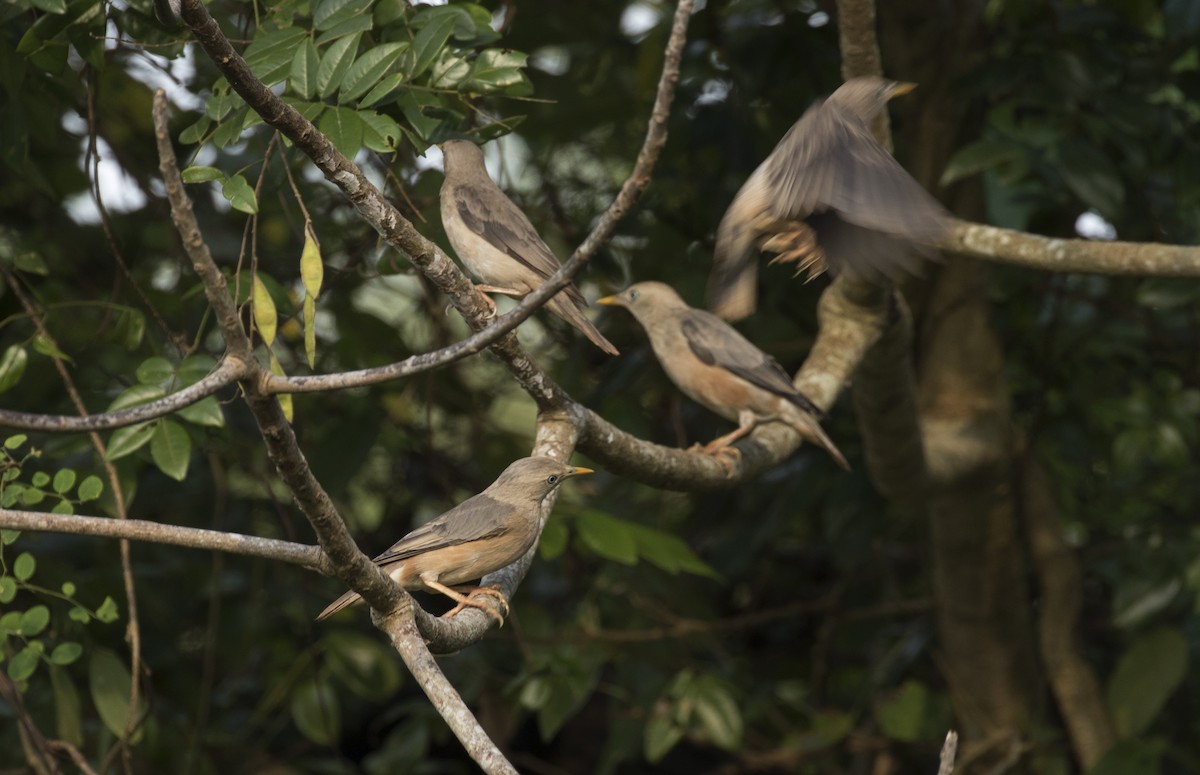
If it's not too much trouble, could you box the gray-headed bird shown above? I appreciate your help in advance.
[599,282,848,470]
[440,140,620,355]
[708,76,949,321]
[317,457,592,624]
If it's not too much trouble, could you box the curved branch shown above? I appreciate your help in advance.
[943,218,1200,277]
[0,509,327,571]
[0,357,248,432]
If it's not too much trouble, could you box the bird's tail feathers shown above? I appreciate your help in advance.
[788,409,850,471]
[316,589,362,621]
[549,295,620,356]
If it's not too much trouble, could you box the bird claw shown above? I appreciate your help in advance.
[762,225,827,282]
[691,442,741,474]
[443,586,509,627]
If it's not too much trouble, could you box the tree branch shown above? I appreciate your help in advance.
[0,508,327,571]
[943,218,1200,277]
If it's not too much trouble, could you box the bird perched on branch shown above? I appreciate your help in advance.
[598,282,848,470]
[317,456,592,624]
[707,76,950,322]
[440,139,620,355]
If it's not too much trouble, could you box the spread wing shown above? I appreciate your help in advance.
[454,185,586,307]
[764,100,948,244]
[372,493,516,568]
[680,312,820,415]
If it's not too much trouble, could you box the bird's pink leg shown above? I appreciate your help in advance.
[421,574,507,626]
[694,411,758,471]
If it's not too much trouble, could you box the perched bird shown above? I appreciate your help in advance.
[598,282,848,469]
[440,140,620,355]
[707,76,950,321]
[317,457,592,624]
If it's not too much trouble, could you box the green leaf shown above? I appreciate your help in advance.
[106,422,156,461]
[95,596,119,623]
[314,15,373,47]
[14,552,36,581]
[30,0,68,13]
[358,72,403,109]
[135,356,175,387]
[270,354,294,422]
[290,675,341,745]
[19,605,50,636]
[177,397,225,428]
[0,346,28,393]
[410,11,458,80]
[428,50,471,89]
[61,581,75,596]
[50,666,84,746]
[51,499,74,515]
[115,308,145,350]
[222,174,259,214]
[32,333,73,363]
[339,42,407,104]
[244,27,308,85]
[178,355,217,385]
[324,631,404,701]
[51,469,76,494]
[212,107,250,147]
[317,32,362,100]
[89,648,140,740]
[1107,627,1188,737]
[14,252,49,275]
[1136,278,1200,310]
[5,434,27,450]
[644,705,685,763]
[397,90,445,140]
[32,471,50,487]
[21,487,45,506]
[68,607,90,623]
[77,475,103,501]
[314,0,372,31]
[318,107,366,158]
[627,522,721,579]
[875,679,928,742]
[108,384,166,412]
[8,645,41,681]
[360,110,402,153]
[939,137,1022,187]
[50,642,83,666]
[300,224,323,299]
[575,511,638,565]
[0,610,21,633]
[178,115,212,145]
[0,576,16,604]
[150,420,191,481]
[252,274,278,345]
[205,90,242,122]
[691,675,742,751]
[290,39,320,99]
[181,166,224,183]
[463,49,529,93]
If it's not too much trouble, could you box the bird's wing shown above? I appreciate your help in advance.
[680,312,820,415]
[454,186,587,306]
[372,493,516,566]
[764,101,947,242]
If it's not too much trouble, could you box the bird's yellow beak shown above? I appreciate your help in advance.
[890,81,918,98]
[569,466,594,476]
[595,295,620,306]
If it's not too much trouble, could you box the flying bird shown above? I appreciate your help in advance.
[707,76,950,321]
[317,456,592,624]
[599,282,848,470]
[440,139,620,355]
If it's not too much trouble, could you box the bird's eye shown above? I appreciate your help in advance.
[628,289,640,301]
[547,474,559,485]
